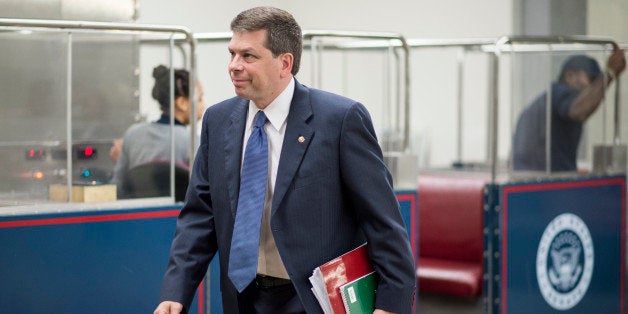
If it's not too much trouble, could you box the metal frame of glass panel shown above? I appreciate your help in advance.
[0,18,197,207]
[405,36,621,182]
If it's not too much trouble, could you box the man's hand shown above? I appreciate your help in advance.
[374,309,395,314]
[607,45,626,78]
[109,138,122,162]
[154,301,184,314]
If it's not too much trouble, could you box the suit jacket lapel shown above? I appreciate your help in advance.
[224,99,248,219]
[272,82,314,215]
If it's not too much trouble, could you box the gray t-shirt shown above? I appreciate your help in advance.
[513,81,582,171]
[111,120,191,185]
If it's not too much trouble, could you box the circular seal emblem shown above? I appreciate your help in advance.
[536,213,594,310]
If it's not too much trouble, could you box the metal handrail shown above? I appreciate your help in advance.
[492,35,619,181]
[157,32,624,183]
[302,30,411,152]
[0,18,198,203]
[189,30,413,153]
[406,35,621,182]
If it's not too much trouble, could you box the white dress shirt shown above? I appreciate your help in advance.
[242,78,294,279]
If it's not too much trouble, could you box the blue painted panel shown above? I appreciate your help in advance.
[0,207,201,314]
[500,177,625,313]
[396,190,417,237]
[209,256,222,313]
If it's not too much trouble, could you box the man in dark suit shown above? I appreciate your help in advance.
[154,6,415,314]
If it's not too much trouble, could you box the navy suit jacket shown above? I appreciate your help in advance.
[160,80,416,313]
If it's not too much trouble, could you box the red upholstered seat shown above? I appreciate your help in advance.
[417,257,483,296]
[417,172,488,297]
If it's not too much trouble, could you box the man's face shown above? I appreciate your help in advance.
[228,29,285,108]
[176,82,205,124]
[565,70,593,91]
[194,82,206,121]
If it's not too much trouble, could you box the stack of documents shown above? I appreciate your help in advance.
[309,243,377,314]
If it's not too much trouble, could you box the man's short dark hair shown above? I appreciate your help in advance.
[558,55,601,82]
[230,6,303,75]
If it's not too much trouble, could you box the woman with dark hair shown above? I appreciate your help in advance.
[110,65,205,198]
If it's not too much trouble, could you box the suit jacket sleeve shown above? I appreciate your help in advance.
[339,102,416,313]
[159,110,218,309]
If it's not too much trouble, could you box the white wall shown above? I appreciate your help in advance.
[137,1,513,38]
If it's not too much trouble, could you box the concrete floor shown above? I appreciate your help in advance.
[418,293,483,314]
[416,260,628,314]
[418,287,627,314]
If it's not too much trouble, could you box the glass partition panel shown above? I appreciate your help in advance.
[0,30,69,205]
[409,47,493,170]
[508,48,613,175]
[71,32,139,186]
[0,25,194,209]
[406,37,620,182]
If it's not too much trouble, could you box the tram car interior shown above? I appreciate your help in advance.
[0,2,627,312]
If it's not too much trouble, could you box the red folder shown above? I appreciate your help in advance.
[311,243,374,314]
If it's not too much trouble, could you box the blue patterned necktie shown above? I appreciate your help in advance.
[228,110,269,292]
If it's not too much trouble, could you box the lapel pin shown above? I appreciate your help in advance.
[298,136,305,143]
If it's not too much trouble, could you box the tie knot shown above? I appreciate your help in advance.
[253,111,267,129]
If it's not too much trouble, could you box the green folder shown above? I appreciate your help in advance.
[339,271,377,314]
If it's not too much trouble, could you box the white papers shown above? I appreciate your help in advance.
[309,267,333,314]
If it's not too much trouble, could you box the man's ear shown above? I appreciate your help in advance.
[279,53,294,78]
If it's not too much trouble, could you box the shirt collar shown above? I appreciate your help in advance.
[155,113,185,126]
[249,78,294,131]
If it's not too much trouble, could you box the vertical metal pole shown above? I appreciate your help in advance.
[66,32,73,202]
[341,49,349,97]
[544,46,553,174]
[310,38,320,88]
[614,76,621,145]
[390,44,401,144]
[456,49,465,162]
[394,46,402,143]
[316,38,323,89]
[509,47,516,173]
[402,39,410,153]
[489,52,499,183]
[309,39,315,87]
[188,35,198,169]
[487,38,506,314]
[601,59,608,144]
[383,45,392,146]
[169,35,176,201]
